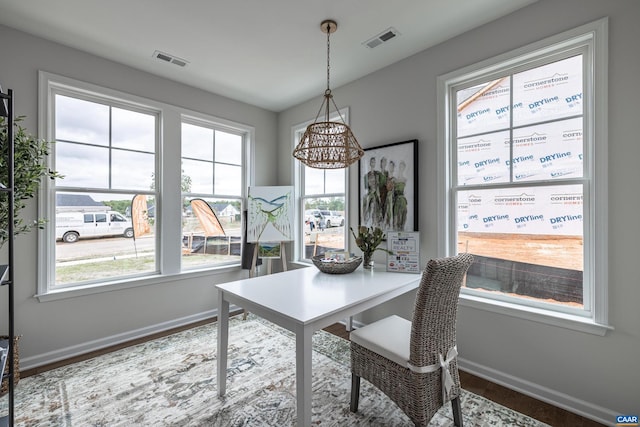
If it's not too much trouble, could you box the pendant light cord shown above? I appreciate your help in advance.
[326,21,331,93]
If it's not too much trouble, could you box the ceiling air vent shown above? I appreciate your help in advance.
[152,50,189,67]
[363,27,400,49]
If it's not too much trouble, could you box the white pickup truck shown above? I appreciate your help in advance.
[325,211,345,227]
[305,209,344,228]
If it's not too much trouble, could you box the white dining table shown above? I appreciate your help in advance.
[216,265,420,426]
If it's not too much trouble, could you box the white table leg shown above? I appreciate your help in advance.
[296,324,313,426]
[345,316,353,332]
[217,289,229,396]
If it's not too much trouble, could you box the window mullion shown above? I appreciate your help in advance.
[108,107,113,189]
[509,75,514,183]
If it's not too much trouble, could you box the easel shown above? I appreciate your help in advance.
[250,241,288,276]
[243,241,288,320]
[309,232,319,257]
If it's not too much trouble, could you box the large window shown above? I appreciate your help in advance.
[293,113,349,261]
[52,93,158,288]
[38,73,251,297]
[438,19,609,333]
[181,119,244,269]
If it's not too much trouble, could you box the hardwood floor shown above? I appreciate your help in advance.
[323,323,604,427]
[21,317,603,426]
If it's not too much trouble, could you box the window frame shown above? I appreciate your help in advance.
[436,18,611,335]
[180,114,247,271]
[292,108,350,263]
[37,71,253,300]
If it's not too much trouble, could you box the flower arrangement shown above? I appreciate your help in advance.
[349,226,393,268]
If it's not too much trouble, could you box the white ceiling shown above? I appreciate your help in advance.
[0,0,537,112]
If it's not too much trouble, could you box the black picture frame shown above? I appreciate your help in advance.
[358,139,418,231]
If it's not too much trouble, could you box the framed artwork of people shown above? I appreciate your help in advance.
[358,139,418,232]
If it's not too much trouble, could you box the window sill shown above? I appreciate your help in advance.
[35,264,242,302]
[459,293,613,336]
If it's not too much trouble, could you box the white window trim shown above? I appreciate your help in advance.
[178,114,248,272]
[436,18,610,335]
[292,108,350,263]
[37,71,254,301]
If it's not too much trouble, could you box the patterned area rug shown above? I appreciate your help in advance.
[3,315,549,426]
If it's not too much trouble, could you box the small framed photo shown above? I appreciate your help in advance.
[258,242,281,258]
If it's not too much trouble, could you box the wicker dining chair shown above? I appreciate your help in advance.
[349,253,474,426]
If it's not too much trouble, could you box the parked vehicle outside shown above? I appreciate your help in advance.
[305,209,344,228]
[327,211,345,227]
[56,210,134,243]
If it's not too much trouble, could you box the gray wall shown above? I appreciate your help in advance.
[278,0,639,423]
[1,0,638,423]
[0,25,277,365]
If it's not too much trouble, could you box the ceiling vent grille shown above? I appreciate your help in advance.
[363,27,400,49]
[153,50,189,67]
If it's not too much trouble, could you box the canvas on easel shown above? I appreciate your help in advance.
[247,186,294,243]
[247,186,293,274]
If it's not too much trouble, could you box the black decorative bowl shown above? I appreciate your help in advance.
[311,255,362,274]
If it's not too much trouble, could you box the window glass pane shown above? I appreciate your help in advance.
[304,166,324,194]
[182,123,213,160]
[112,107,156,152]
[302,197,346,259]
[457,78,511,137]
[457,131,511,185]
[55,95,109,146]
[513,55,583,127]
[180,120,247,272]
[182,197,242,270]
[182,159,213,194]
[214,164,242,196]
[112,150,155,191]
[214,130,242,165]
[512,117,583,182]
[55,141,110,188]
[46,78,252,293]
[457,184,583,307]
[325,169,345,193]
[55,192,156,287]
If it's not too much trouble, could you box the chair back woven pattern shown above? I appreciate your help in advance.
[410,252,474,368]
[350,253,473,426]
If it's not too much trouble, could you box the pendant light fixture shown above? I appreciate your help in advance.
[293,20,364,169]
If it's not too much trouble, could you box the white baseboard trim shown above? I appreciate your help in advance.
[21,309,219,371]
[458,357,616,426]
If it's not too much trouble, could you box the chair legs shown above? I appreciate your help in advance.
[350,373,361,412]
[451,396,463,427]
[351,372,463,426]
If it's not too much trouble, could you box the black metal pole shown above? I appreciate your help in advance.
[8,88,15,427]
[0,87,16,427]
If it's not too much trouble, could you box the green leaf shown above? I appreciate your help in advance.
[0,115,62,247]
